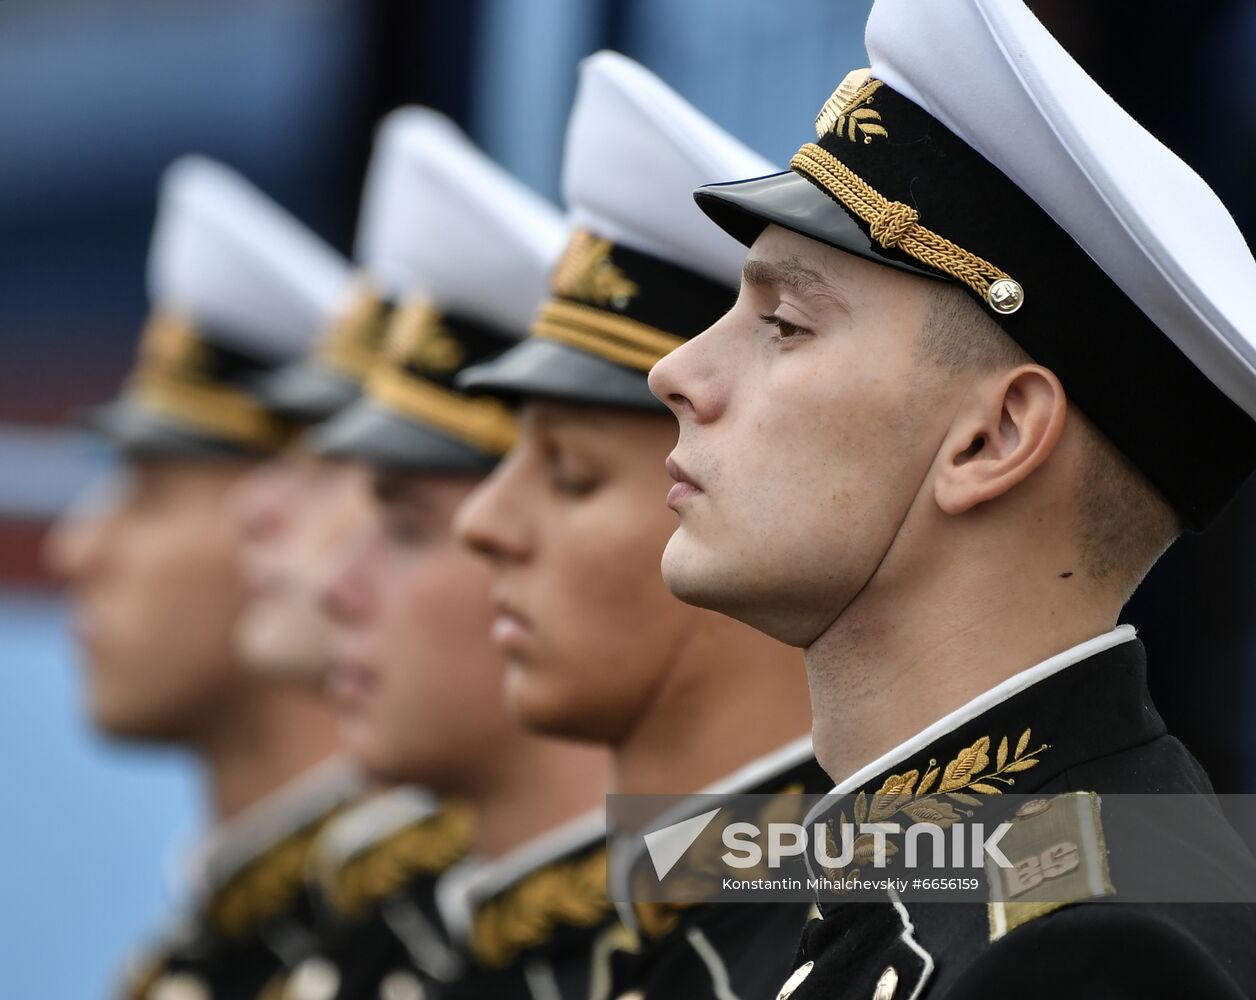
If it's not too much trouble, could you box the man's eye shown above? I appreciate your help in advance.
[760,313,810,341]
[551,470,599,497]
[384,518,427,545]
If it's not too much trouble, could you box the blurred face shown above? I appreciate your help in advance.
[455,403,711,744]
[648,225,952,647]
[321,470,513,788]
[232,444,371,683]
[44,457,253,742]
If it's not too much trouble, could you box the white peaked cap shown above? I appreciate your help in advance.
[867,0,1256,420]
[353,107,566,335]
[147,157,350,363]
[563,51,777,288]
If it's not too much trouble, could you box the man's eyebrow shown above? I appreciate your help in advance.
[742,255,850,309]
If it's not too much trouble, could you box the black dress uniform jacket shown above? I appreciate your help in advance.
[779,633,1256,1000]
[605,742,833,1000]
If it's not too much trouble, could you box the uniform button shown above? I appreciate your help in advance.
[777,960,814,999]
[287,957,341,1000]
[379,970,426,1000]
[149,973,210,1000]
[873,965,898,1000]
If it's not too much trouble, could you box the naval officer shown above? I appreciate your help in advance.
[648,0,1256,996]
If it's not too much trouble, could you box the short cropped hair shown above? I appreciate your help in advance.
[917,283,1180,596]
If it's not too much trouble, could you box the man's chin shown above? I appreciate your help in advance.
[660,535,733,613]
[89,700,186,744]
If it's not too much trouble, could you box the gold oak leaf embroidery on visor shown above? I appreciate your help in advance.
[821,729,1050,886]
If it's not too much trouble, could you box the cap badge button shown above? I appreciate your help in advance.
[987,278,1025,315]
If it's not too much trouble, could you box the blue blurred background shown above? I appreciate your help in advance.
[2,1,1254,996]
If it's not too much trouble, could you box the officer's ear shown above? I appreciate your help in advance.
[933,364,1068,515]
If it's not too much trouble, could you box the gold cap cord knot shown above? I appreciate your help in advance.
[869,201,919,249]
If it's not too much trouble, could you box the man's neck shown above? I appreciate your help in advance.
[611,616,813,796]
[461,738,608,860]
[199,681,344,822]
[804,569,1121,786]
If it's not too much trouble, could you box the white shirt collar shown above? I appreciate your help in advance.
[183,755,363,899]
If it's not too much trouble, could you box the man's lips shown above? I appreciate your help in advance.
[665,454,704,509]
[490,599,533,652]
[326,659,379,706]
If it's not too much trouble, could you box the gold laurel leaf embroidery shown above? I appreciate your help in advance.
[472,847,611,968]
[386,305,465,376]
[852,835,896,866]
[551,230,639,310]
[870,769,918,822]
[899,798,963,826]
[823,729,1050,895]
[940,736,992,792]
[137,312,209,380]
[321,806,473,920]
[825,77,887,144]
[815,70,884,138]
[917,766,940,797]
[967,782,1003,795]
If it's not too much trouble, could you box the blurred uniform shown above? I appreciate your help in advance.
[300,108,617,1000]
[286,788,473,1000]
[82,157,363,1000]
[437,812,612,1000]
[127,760,360,1000]
[459,53,831,1000]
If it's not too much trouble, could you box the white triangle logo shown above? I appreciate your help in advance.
[642,807,722,881]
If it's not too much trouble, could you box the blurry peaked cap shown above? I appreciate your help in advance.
[352,106,565,333]
[149,156,351,364]
[91,156,350,457]
[457,52,777,410]
[563,51,775,286]
[314,112,549,470]
[254,288,395,424]
[693,0,1256,531]
[309,300,515,474]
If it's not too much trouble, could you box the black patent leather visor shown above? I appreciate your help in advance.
[694,170,937,280]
